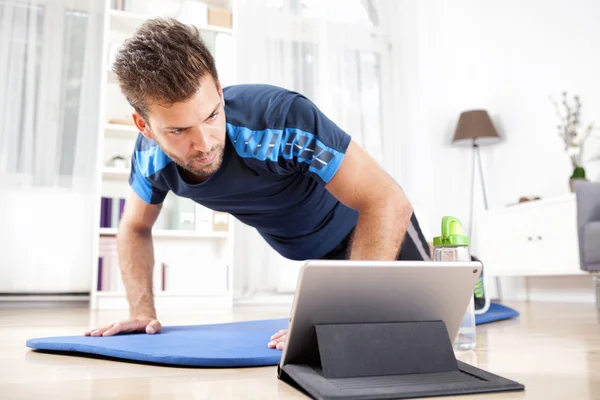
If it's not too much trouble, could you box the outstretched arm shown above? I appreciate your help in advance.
[325,140,412,260]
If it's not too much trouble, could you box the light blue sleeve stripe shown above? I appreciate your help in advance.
[135,146,172,178]
[309,151,344,183]
[228,124,284,162]
[130,171,152,203]
[226,123,345,184]
[129,145,171,204]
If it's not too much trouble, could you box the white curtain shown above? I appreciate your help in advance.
[231,0,395,299]
[0,0,103,293]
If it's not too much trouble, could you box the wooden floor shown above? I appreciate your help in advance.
[2,301,599,399]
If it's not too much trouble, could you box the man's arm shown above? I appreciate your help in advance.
[325,140,412,260]
[269,140,411,350]
[117,189,162,319]
[85,189,162,337]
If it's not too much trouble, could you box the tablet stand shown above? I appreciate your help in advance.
[278,320,524,400]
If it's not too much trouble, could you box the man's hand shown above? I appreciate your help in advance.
[268,329,287,350]
[84,317,161,337]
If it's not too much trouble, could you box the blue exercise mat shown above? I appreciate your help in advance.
[26,318,289,367]
[475,302,520,325]
[26,304,519,367]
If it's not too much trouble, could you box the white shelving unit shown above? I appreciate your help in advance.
[99,227,229,239]
[102,167,130,180]
[104,123,140,138]
[91,0,235,311]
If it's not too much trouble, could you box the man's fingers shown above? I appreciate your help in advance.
[268,333,287,349]
[102,320,141,336]
[146,320,161,334]
[89,323,116,337]
[270,330,286,340]
[101,322,124,337]
[87,319,161,338]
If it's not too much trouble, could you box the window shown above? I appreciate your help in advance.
[0,1,44,176]
[263,0,387,162]
[58,9,89,177]
[268,0,378,26]
[0,0,96,188]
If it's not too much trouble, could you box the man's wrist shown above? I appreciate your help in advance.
[130,307,157,320]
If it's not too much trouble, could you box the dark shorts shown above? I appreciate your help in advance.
[321,212,431,261]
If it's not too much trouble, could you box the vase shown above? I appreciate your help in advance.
[570,177,587,193]
[569,165,587,192]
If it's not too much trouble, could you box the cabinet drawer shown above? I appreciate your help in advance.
[478,198,580,276]
[529,201,580,275]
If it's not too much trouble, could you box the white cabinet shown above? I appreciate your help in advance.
[478,194,583,277]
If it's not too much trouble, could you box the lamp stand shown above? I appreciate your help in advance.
[468,138,500,304]
[468,139,489,238]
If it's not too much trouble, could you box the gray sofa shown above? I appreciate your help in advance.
[575,181,600,310]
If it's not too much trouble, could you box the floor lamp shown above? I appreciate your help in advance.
[452,110,502,310]
[452,110,501,237]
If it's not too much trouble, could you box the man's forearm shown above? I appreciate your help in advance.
[348,192,412,260]
[117,226,157,318]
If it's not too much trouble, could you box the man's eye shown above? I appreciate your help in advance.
[209,113,218,121]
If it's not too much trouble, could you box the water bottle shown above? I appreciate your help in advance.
[432,216,476,351]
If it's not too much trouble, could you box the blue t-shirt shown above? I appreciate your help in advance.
[129,84,359,260]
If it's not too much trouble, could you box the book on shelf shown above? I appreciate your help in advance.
[166,199,230,233]
[111,0,131,11]
[212,210,229,232]
[97,236,166,292]
[100,196,126,228]
[101,196,230,234]
[208,7,232,29]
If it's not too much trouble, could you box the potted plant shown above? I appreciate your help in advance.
[550,92,600,191]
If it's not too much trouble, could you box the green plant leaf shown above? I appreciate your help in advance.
[571,167,586,179]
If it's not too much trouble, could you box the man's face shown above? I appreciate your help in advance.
[133,76,226,181]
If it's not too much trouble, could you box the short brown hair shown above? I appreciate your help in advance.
[113,17,219,120]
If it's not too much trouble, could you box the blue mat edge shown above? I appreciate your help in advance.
[26,317,288,367]
[25,340,282,367]
[26,305,519,367]
[475,303,520,325]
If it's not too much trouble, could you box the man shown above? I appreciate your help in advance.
[84,18,431,350]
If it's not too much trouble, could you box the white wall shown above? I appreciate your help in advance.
[0,188,94,293]
[405,0,600,302]
[413,0,600,241]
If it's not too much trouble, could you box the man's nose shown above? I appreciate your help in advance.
[191,127,211,153]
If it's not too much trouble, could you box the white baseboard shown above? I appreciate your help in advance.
[234,292,294,306]
[491,275,596,304]
[241,276,597,307]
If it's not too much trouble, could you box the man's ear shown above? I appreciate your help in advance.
[132,112,153,140]
[217,80,224,106]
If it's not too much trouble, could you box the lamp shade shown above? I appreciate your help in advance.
[452,110,500,146]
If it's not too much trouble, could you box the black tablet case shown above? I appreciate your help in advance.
[277,321,525,400]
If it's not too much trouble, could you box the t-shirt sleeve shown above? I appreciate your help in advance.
[128,150,169,205]
[279,95,352,185]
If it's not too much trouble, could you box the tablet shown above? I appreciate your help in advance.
[279,259,482,369]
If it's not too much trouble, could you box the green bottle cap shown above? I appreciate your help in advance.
[433,216,469,247]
